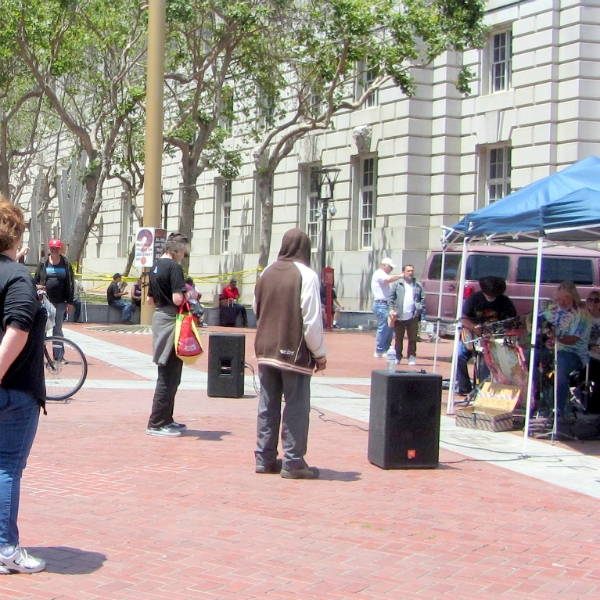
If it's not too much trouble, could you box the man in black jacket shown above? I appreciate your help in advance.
[34,239,75,348]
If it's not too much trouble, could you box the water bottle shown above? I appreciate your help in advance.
[386,348,396,373]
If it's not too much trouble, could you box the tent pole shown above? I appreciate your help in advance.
[447,238,469,414]
[551,341,558,444]
[432,244,447,373]
[522,236,544,457]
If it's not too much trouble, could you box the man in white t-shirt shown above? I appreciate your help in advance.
[388,265,425,366]
[371,258,403,358]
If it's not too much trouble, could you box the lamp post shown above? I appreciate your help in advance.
[161,190,173,231]
[315,168,341,273]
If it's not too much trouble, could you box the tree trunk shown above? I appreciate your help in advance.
[0,120,9,199]
[178,156,201,273]
[256,169,274,271]
[66,157,100,264]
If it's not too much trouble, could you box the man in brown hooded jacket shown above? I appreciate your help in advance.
[253,229,327,479]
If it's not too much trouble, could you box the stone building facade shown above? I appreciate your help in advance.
[80,0,600,311]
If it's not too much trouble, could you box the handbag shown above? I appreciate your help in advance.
[174,301,204,365]
[41,293,56,333]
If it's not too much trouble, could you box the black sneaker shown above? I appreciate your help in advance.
[169,422,187,431]
[281,466,320,479]
[255,459,283,474]
[146,426,181,437]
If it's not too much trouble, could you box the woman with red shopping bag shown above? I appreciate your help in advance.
[146,233,200,437]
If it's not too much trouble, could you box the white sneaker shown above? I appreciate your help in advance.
[408,356,417,366]
[0,546,46,574]
[373,352,385,358]
[146,426,181,437]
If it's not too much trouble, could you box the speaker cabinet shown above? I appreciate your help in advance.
[207,334,245,398]
[368,370,442,469]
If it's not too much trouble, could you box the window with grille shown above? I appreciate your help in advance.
[360,157,376,248]
[491,31,512,92]
[221,180,232,254]
[355,62,378,108]
[487,146,511,203]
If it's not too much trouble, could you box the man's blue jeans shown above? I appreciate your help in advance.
[110,299,133,322]
[0,388,40,546]
[456,341,490,393]
[556,351,583,415]
[373,302,393,354]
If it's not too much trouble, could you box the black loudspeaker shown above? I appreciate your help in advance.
[219,306,239,327]
[368,370,442,469]
[207,334,245,398]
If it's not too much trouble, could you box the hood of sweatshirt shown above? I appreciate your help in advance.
[277,228,311,267]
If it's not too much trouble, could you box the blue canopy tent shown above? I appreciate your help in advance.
[443,155,600,244]
[439,156,600,455]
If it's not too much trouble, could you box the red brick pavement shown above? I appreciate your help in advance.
[1,325,599,598]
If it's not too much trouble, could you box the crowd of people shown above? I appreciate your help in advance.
[6,196,600,575]
[369,254,600,422]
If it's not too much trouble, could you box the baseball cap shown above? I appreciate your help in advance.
[381,257,396,269]
[48,238,62,249]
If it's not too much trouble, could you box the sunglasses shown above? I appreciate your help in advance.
[587,298,600,304]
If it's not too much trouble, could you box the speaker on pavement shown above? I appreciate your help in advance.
[368,370,442,469]
[207,334,245,398]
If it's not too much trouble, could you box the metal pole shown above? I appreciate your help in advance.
[141,0,166,326]
[321,198,328,273]
[447,238,469,414]
[522,236,544,457]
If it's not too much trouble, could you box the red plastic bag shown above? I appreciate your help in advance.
[174,302,203,365]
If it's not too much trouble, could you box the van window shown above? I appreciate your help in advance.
[517,257,594,285]
[427,254,461,281]
[465,254,510,281]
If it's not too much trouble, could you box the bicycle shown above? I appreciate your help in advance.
[44,336,88,400]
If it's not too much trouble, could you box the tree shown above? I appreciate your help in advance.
[244,0,486,269]
[0,49,45,201]
[1,0,147,262]
[163,0,298,269]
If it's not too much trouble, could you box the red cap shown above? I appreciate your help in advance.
[48,239,62,249]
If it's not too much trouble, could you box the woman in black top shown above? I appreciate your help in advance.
[0,199,47,574]
[146,233,199,437]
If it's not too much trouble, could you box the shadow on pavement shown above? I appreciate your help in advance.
[317,469,361,482]
[185,429,231,441]
[29,546,106,574]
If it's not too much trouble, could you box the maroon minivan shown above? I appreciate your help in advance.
[422,245,600,336]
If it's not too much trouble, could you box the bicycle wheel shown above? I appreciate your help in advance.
[44,336,88,400]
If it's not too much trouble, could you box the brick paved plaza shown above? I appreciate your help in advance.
[2,325,600,599]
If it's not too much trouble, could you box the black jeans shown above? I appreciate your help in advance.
[147,349,183,428]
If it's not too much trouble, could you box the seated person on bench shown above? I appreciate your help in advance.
[220,278,248,327]
[456,276,516,396]
[107,273,133,323]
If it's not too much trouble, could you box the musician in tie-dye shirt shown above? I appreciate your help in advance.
[540,281,591,416]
